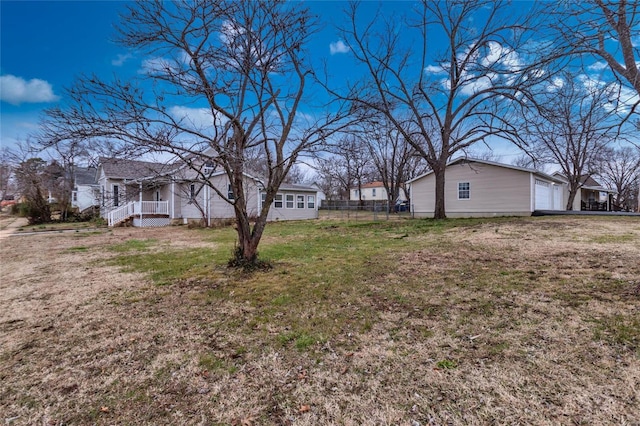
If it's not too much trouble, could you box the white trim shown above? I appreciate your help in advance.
[457,182,470,200]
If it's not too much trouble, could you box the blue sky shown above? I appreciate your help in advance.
[0,1,634,163]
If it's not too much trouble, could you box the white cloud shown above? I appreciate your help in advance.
[0,74,59,105]
[587,61,608,71]
[480,41,522,71]
[424,64,447,74]
[169,106,227,130]
[140,57,176,75]
[112,53,133,67]
[546,77,565,92]
[329,40,350,55]
[459,75,493,96]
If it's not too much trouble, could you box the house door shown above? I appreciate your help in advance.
[113,185,119,207]
[534,179,550,210]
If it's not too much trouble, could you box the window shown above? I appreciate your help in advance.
[113,184,119,207]
[190,184,196,200]
[297,195,305,208]
[372,188,376,197]
[307,195,315,209]
[286,194,294,208]
[72,191,78,203]
[274,193,283,208]
[203,162,215,174]
[458,182,470,200]
[227,184,234,200]
[354,189,359,197]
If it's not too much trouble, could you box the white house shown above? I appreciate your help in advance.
[71,167,100,213]
[350,181,407,202]
[408,158,568,218]
[96,157,319,227]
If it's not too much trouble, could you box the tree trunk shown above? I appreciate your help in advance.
[232,199,268,268]
[566,183,579,211]
[433,164,446,219]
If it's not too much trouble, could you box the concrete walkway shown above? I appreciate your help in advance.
[0,216,29,241]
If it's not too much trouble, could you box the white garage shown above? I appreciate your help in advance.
[534,179,551,210]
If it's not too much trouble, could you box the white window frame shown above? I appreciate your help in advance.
[458,182,470,200]
[307,195,315,209]
[372,188,376,197]
[296,194,305,209]
[190,184,196,200]
[227,183,234,200]
[285,194,294,209]
[274,193,283,208]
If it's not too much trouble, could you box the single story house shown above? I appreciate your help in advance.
[408,157,568,218]
[552,173,617,212]
[96,157,319,227]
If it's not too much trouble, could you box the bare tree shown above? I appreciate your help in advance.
[516,73,617,210]
[0,149,14,203]
[13,157,52,224]
[598,146,640,210]
[333,0,545,218]
[360,117,428,208]
[552,0,640,117]
[314,135,374,202]
[41,0,346,266]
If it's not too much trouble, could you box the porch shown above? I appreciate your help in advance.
[107,201,170,227]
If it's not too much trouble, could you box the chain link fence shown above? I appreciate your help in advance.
[319,199,413,221]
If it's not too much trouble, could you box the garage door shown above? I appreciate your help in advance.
[535,179,550,210]
[553,185,563,210]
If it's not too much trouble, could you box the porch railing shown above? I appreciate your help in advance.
[135,201,169,215]
[108,201,169,227]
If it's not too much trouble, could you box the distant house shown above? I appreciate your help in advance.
[96,157,319,227]
[552,173,617,211]
[350,181,406,202]
[408,158,568,217]
[71,167,100,213]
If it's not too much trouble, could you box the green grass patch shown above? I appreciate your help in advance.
[67,246,89,252]
[109,238,158,252]
[590,233,636,244]
[108,247,217,286]
[592,314,640,354]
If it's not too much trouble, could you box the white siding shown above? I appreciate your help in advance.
[266,191,318,221]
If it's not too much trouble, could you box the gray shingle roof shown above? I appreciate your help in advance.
[98,157,176,180]
[74,167,98,186]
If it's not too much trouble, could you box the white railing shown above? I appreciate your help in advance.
[134,201,169,216]
[108,202,136,227]
[107,201,169,227]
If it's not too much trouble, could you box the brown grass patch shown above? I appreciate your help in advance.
[1,217,639,425]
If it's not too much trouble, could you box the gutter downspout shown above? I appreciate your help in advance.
[139,182,143,225]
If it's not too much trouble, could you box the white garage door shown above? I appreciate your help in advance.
[535,179,550,210]
[553,185,563,210]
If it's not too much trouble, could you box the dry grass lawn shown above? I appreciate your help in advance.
[1,215,639,425]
